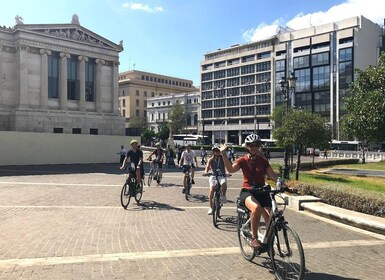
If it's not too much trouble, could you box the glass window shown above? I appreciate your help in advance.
[311,52,329,66]
[90,128,98,135]
[48,53,59,98]
[85,59,95,101]
[67,56,79,100]
[136,90,140,96]
[293,56,310,69]
[53,127,63,133]
[313,66,330,90]
[339,48,352,62]
[72,128,81,134]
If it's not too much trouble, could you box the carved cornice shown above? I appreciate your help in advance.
[60,52,71,59]
[113,61,120,66]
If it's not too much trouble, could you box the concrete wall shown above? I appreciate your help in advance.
[0,131,137,166]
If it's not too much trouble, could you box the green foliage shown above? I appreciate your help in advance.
[295,183,385,218]
[270,105,286,128]
[273,109,331,150]
[156,123,169,141]
[169,102,186,134]
[341,53,385,143]
[140,128,155,144]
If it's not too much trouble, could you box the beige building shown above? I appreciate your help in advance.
[200,16,385,144]
[0,15,125,135]
[118,70,197,128]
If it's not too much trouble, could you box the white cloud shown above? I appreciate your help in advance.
[122,2,163,13]
[243,0,384,42]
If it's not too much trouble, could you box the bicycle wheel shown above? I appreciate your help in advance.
[212,192,221,228]
[237,211,255,261]
[184,176,190,200]
[147,170,153,187]
[156,172,162,184]
[135,180,143,203]
[120,182,131,209]
[269,224,305,280]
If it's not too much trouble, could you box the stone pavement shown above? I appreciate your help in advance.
[0,163,385,279]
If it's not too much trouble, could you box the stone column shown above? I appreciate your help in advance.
[95,58,105,113]
[78,55,88,111]
[39,49,52,108]
[17,44,30,109]
[112,61,119,113]
[59,52,70,110]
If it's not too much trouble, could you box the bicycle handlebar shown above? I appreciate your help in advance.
[250,185,297,195]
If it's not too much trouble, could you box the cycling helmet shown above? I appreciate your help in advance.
[211,144,220,151]
[244,134,262,145]
[130,139,138,145]
[155,142,161,147]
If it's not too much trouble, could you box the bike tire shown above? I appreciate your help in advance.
[120,182,131,209]
[237,211,256,261]
[135,180,143,203]
[212,192,218,227]
[184,176,190,200]
[156,172,162,184]
[147,170,153,187]
[269,224,305,280]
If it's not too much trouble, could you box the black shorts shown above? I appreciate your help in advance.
[239,188,272,208]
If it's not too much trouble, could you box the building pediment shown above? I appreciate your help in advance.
[13,24,123,51]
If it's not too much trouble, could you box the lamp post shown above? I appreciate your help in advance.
[279,72,297,179]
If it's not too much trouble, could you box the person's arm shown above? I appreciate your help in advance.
[179,152,184,166]
[219,144,240,173]
[204,157,213,173]
[266,166,278,182]
[120,154,128,169]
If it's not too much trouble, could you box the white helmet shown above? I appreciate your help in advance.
[244,134,262,145]
[211,144,220,151]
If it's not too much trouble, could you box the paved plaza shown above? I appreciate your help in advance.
[0,163,385,279]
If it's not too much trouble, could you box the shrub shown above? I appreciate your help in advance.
[293,182,385,217]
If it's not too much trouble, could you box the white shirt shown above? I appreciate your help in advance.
[181,150,196,165]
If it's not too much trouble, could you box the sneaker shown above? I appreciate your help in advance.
[222,195,228,204]
[207,208,213,215]
[191,179,195,184]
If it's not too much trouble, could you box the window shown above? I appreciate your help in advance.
[85,59,95,101]
[90,128,98,135]
[136,110,139,117]
[312,52,329,66]
[122,99,126,107]
[136,90,139,96]
[122,109,125,117]
[72,128,81,134]
[67,56,79,100]
[48,52,59,98]
[144,91,147,97]
[144,100,147,107]
[53,127,63,133]
[293,56,310,69]
[151,92,155,97]
[136,99,139,106]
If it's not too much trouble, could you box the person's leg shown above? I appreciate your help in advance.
[191,167,195,183]
[221,180,228,203]
[245,195,263,249]
[208,185,214,214]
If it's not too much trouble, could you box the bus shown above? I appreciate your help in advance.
[330,140,361,151]
[173,134,211,146]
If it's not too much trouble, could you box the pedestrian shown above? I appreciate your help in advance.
[200,147,207,165]
[118,145,127,165]
[323,149,328,159]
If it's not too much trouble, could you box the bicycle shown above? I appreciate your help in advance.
[147,160,162,186]
[120,162,143,209]
[237,185,305,280]
[181,164,193,200]
[203,169,229,228]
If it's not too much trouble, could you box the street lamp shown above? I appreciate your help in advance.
[279,72,297,179]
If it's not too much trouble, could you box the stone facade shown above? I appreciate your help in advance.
[0,17,125,135]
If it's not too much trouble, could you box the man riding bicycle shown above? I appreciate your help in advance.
[204,144,228,215]
[179,144,198,189]
[147,142,164,180]
[120,139,144,183]
[220,134,283,250]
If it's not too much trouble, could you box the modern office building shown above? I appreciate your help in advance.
[118,70,197,128]
[146,91,200,133]
[200,16,385,145]
[0,15,125,135]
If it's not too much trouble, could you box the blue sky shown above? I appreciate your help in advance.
[1,0,383,85]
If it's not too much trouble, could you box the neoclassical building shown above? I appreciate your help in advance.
[0,15,125,135]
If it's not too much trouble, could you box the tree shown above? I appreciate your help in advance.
[273,109,331,180]
[157,123,170,142]
[169,102,186,134]
[341,53,385,153]
[141,128,155,146]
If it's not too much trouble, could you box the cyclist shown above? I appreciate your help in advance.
[220,134,282,250]
[147,142,165,181]
[204,144,228,215]
[179,144,198,187]
[120,139,144,183]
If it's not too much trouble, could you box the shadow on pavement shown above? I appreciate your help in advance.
[215,214,237,232]
[134,200,185,211]
[305,273,360,280]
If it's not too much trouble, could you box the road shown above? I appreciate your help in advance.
[0,163,384,279]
